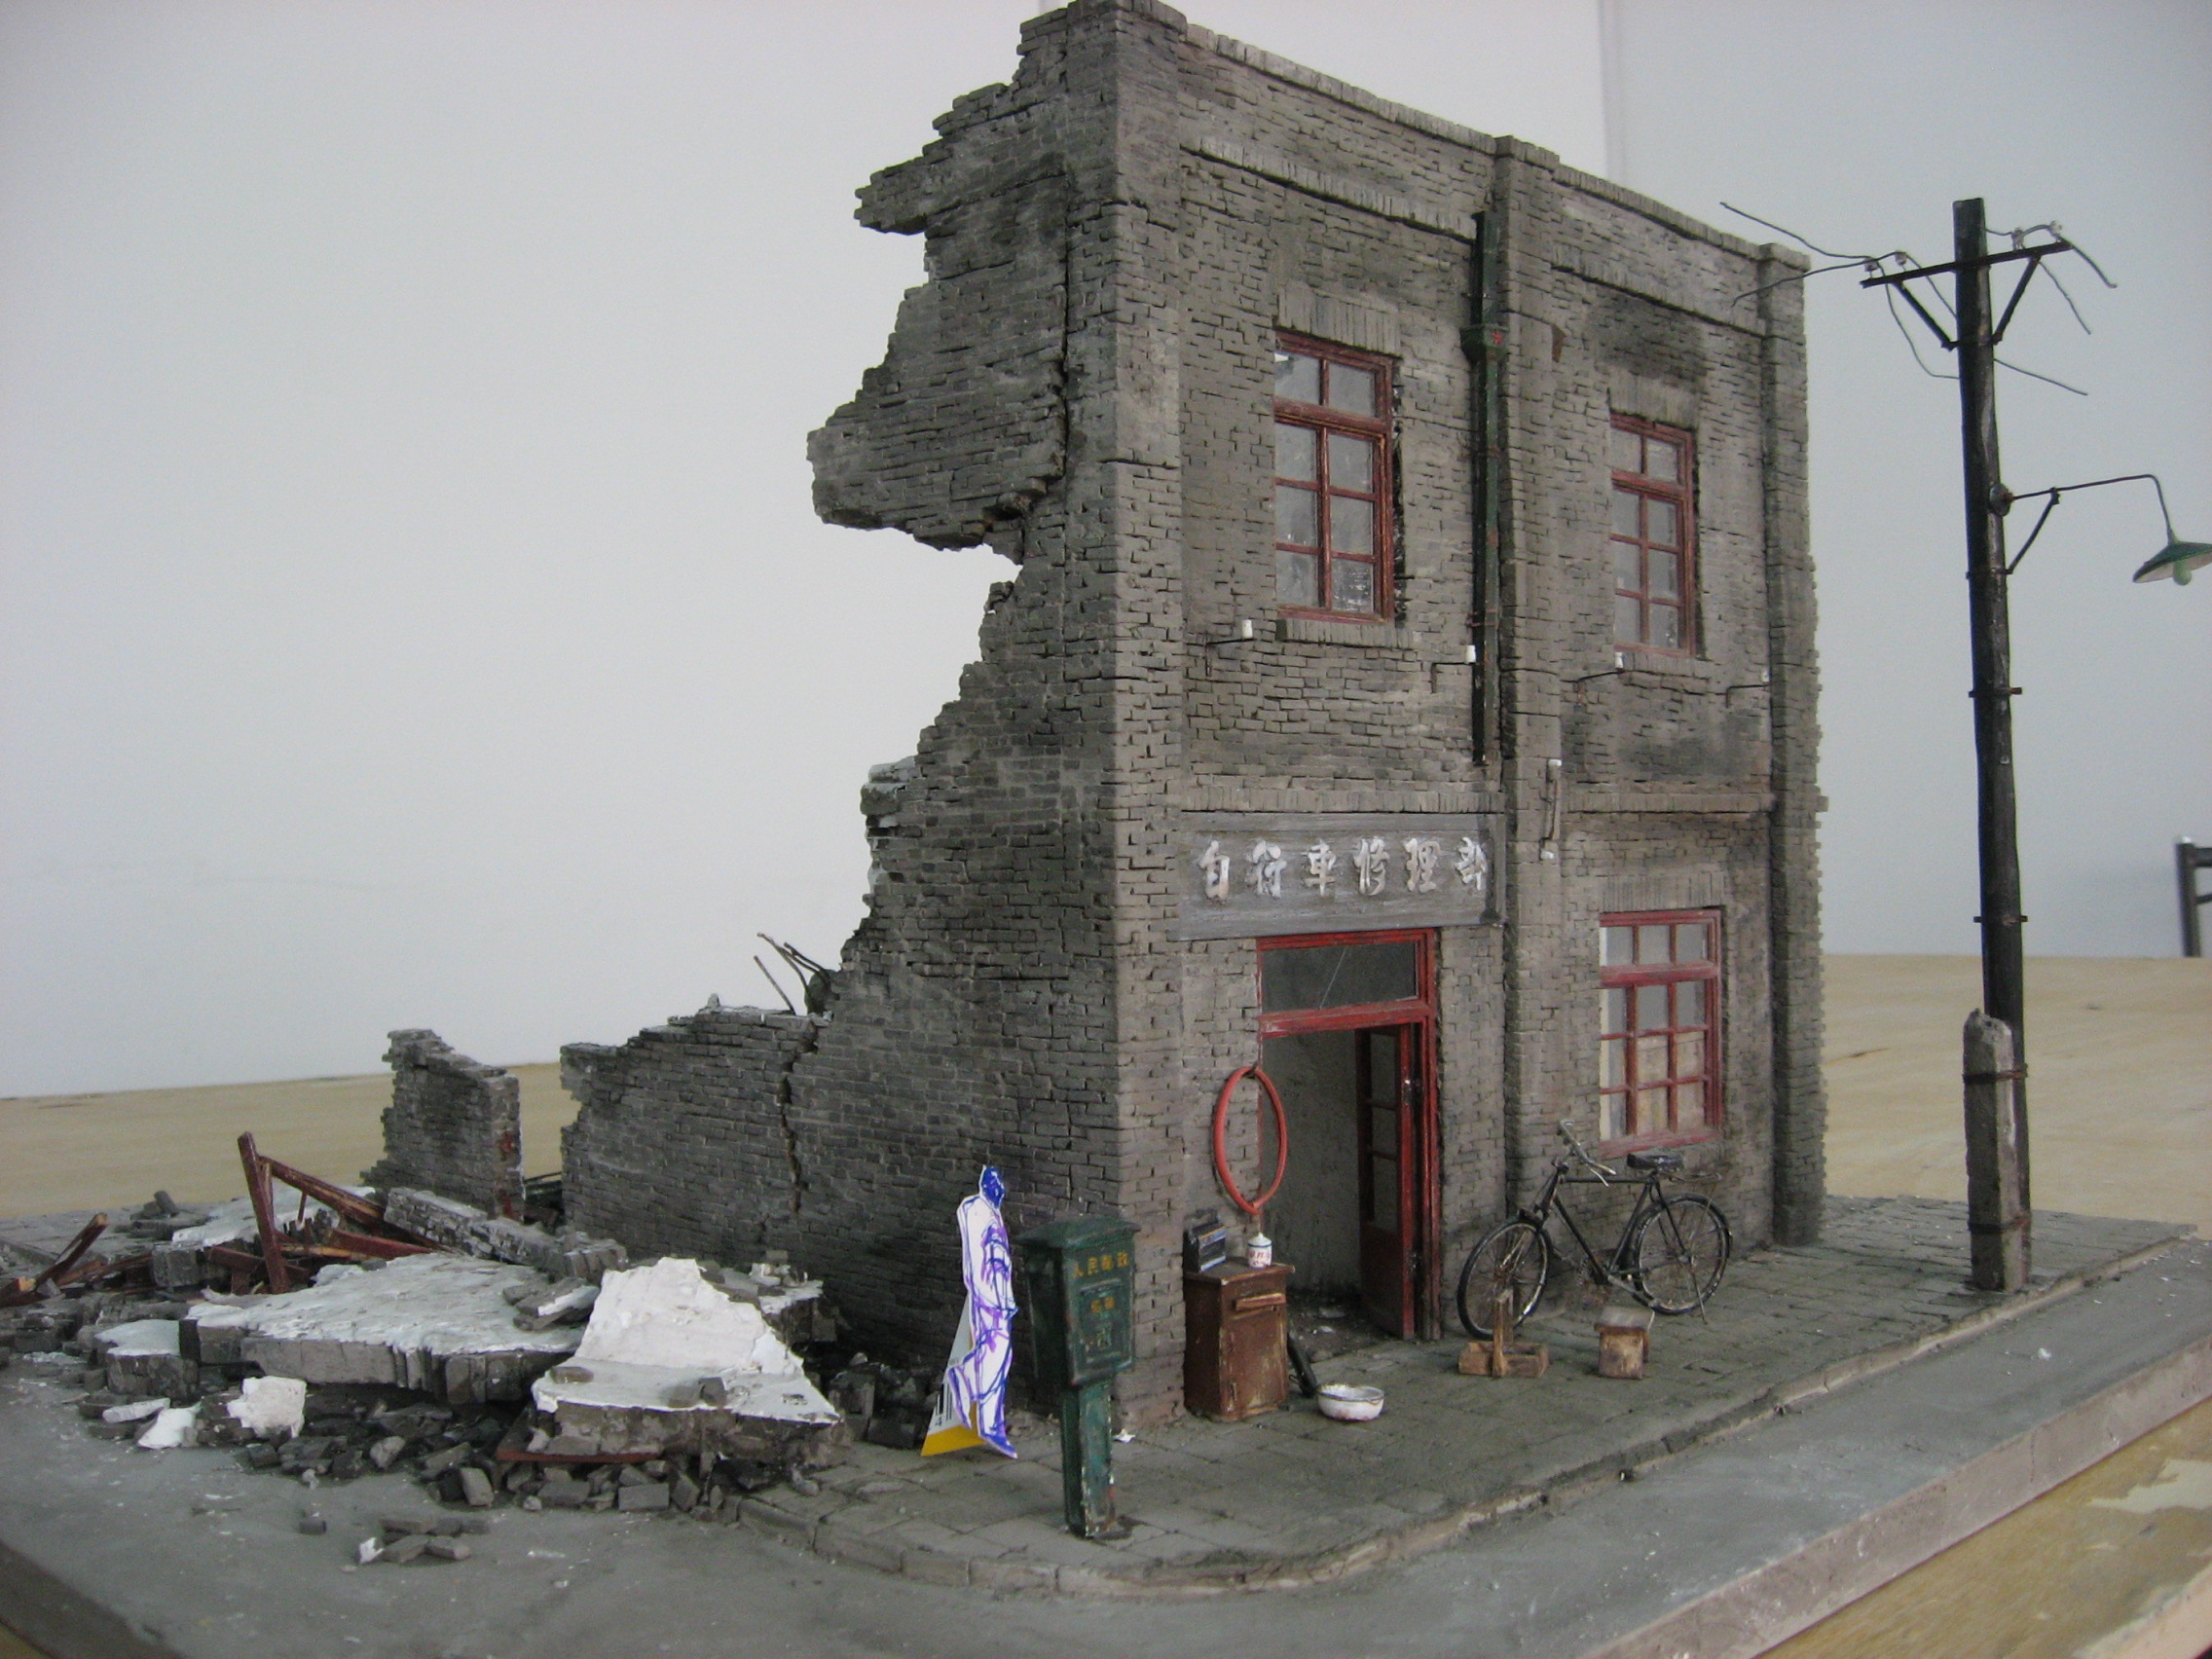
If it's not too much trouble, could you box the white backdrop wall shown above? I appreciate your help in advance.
[0,2,1606,1094]
[1605,0,2211,960]
[5,2,2201,1097]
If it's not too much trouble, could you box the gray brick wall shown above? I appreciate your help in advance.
[560,0,1824,1417]
[366,1030,524,1219]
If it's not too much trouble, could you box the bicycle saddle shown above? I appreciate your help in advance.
[1625,1150,1683,1174]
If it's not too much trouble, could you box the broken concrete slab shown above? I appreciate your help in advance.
[381,1188,626,1284]
[191,1254,578,1403]
[531,1258,840,1462]
[87,1318,197,1399]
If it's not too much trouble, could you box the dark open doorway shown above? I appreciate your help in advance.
[1256,931,1437,1339]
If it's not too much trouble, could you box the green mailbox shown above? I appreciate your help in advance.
[1016,1215,1138,1538]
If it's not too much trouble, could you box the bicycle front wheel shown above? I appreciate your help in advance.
[1456,1219,1550,1340]
[1630,1195,1730,1313]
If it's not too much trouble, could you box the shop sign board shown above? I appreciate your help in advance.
[1173,814,1503,940]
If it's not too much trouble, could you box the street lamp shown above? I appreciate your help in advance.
[1999,470,2212,585]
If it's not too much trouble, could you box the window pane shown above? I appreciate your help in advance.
[1366,1030,1398,1097]
[1636,1035,1669,1088]
[1277,550,1321,608]
[1600,1094,1625,1142]
[1610,425,1641,472]
[1650,603,1680,649]
[1260,940,1419,1012]
[1675,923,1710,961]
[1675,1080,1705,1127]
[1275,484,1317,546]
[1329,495,1374,554]
[1638,924,1673,964]
[1603,985,1629,1033]
[1636,985,1669,1032]
[1274,350,1320,404]
[1647,499,1680,548]
[1611,488,1641,538]
[1637,1086,1669,1130]
[1613,540,1643,590]
[1676,978,1705,1025]
[1602,926,1633,966]
[1600,1037,1624,1088]
[1274,422,1317,481]
[1326,362,1377,416]
[1646,436,1683,482]
[1674,1030,1705,1080]
[1326,431,1374,493]
[1333,558,1376,612]
[1370,1163,1398,1231]
[1650,549,1679,599]
[1613,593,1644,644]
[1370,1103,1398,1157]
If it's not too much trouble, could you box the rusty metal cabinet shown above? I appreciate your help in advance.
[1183,1263,1291,1421]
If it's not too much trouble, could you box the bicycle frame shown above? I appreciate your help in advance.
[1517,1159,1669,1287]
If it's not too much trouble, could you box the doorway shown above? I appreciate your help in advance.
[1256,932,1437,1338]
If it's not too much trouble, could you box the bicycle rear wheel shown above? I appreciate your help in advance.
[1630,1195,1730,1313]
[1455,1219,1550,1340]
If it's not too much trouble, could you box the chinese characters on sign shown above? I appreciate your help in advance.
[1199,833,1488,903]
[1179,816,1499,940]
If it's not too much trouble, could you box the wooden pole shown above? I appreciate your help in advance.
[1963,1011,2028,1291]
[1954,198,2033,1266]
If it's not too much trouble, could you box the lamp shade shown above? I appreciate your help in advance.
[2131,537,2212,585]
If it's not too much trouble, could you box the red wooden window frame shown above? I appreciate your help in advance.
[1255,928,1435,1038]
[1597,909,1721,1150]
[1608,415,1695,655]
[1272,334,1394,622]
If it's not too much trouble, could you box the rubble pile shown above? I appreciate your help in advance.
[1,1143,866,1551]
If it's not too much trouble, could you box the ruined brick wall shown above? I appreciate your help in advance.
[558,0,1823,1410]
[366,1031,524,1219]
[557,1007,819,1263]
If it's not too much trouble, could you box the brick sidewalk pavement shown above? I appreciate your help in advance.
[736,1198,2188,1596]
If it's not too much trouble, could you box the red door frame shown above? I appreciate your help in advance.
[1255,929,1441,1340]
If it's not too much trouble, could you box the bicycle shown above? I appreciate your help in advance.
[1455,1123,1731,1339]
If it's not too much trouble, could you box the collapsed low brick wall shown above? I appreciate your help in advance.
[558,1005,821,1265]
[365,1031,524,1219]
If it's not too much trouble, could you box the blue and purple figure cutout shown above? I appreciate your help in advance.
[922,1165,1019,1458]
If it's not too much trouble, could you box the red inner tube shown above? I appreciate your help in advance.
[1211,1065,1288,1220]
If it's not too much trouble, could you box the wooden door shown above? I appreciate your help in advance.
[1356,1024,1420,1337]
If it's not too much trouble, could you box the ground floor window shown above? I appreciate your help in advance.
[1598,911,1719,1148]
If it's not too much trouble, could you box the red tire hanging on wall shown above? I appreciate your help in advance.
[1211,1064,1288,1222]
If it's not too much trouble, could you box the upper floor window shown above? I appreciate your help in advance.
[1274,337,1392,619]
[1609,416,1694,653]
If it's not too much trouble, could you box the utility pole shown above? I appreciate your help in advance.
[1952,198,2032,1235]
[1861,197,2078,1289]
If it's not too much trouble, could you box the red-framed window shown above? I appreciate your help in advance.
[1598,910,1720,1148]
[1256,928,1434,1035]
[1609,416,1695,653]
[1273,335,1393,621]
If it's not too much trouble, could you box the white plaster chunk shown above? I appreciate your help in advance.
[202,1253,577,1399]
[533,1258,836,1425]
[135,1405,198,1450]
[225,1375,308,1438]
[101,1396,170,1424]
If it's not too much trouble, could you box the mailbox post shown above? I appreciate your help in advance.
[1015,1215,1138,1539]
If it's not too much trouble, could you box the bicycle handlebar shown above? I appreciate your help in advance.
[1556,1121,1618,1181]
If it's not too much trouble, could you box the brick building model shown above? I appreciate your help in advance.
[559,0,1824,1418]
